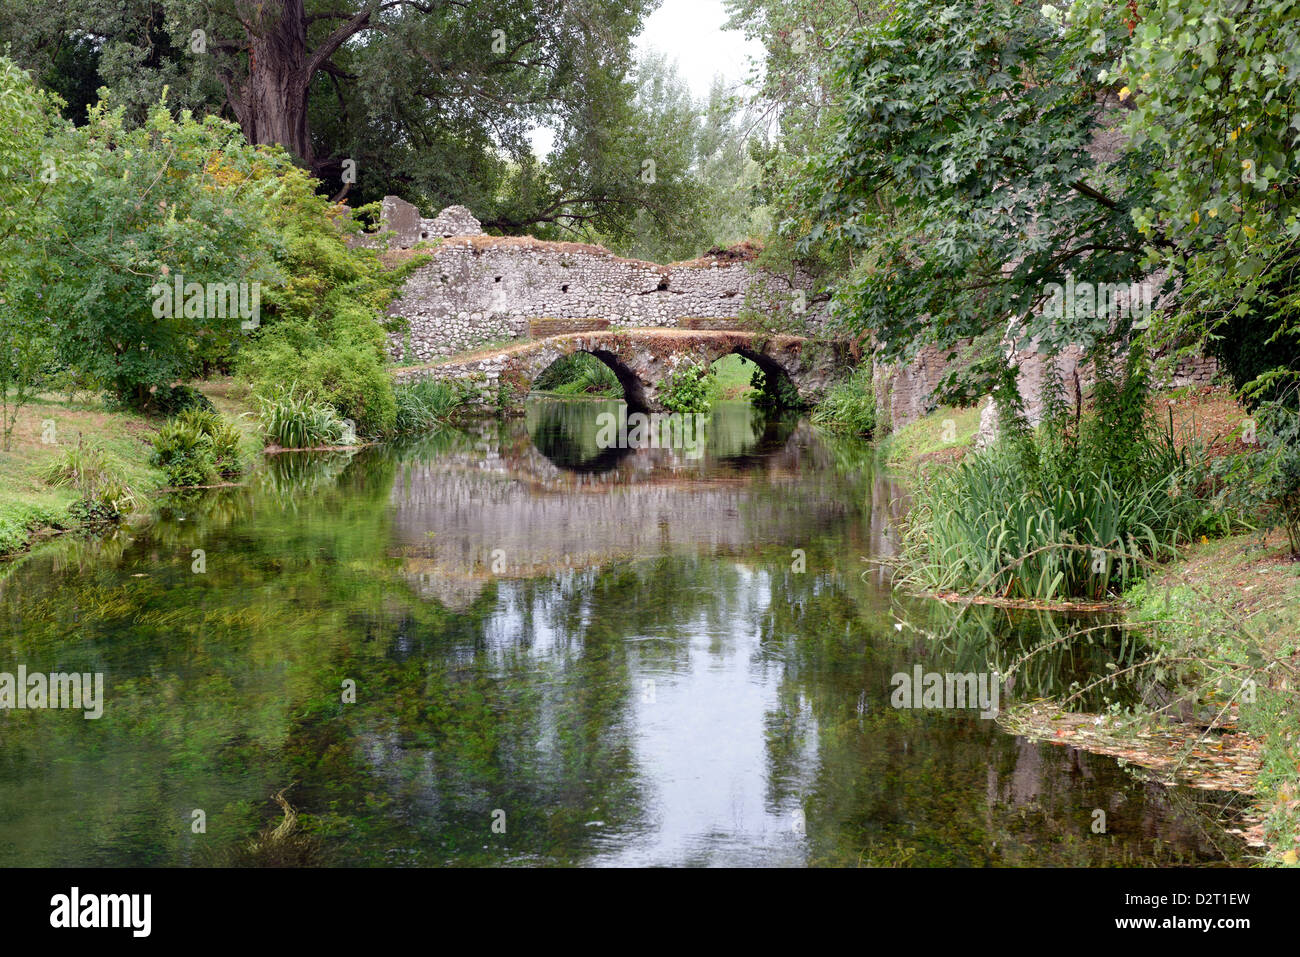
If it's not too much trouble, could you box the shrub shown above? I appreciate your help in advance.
[811,366,875,435]
[255,387,348,449]
[659,360,713,414]
[40,441,136,518]
[301,345,397,436]
[149,408,245,486]
[176,407,244,476]
[150,418,217,487]
[393,378,471,433]
[238,325,396,437]
[154,384,217,417]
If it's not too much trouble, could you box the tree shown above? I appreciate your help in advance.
[1075,0,1300,406]
[39,96,285,407]
[0,57,63,448]
[802,0,1155,405]
[0,0,668,237]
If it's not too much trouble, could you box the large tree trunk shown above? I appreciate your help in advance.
[235,0,314,164]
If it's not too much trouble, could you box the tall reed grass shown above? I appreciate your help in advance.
[897,353,1233,601]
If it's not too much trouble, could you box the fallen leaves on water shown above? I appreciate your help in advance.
[999,700,1262,794]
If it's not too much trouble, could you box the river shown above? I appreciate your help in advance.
[0,399,1244,866]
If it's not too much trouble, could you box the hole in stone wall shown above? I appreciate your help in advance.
[656,278,669,291]
[561,284,569,292]
[440,275,449,283]
[494,276,502,282]
[421,232,428,239]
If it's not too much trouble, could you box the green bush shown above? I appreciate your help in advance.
[154,385,217,418]
[811,366,875,435]
[149,408,245,487]
[393,378,472,433]
[176,408,244,476]
[150,419,216,487]
[659,360,714,414]
[255,387,349,448]
[302,345,397,436]
[238,323,397,437]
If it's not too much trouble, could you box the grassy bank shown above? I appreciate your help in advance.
[1124,531,1300,864]
[882,386,1299,863]
[0,380,258,559]
[877,402,984,472]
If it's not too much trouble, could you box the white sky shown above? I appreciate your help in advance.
[635,0,763,100]
[530,0,762,155]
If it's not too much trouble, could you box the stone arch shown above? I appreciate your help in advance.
[588,349,650,410]
[725,346,802,409]
[527,346,651,412]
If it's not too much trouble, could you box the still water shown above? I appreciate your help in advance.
[0,400,1244,866]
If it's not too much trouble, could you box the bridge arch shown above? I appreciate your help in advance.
[392,329,847,415]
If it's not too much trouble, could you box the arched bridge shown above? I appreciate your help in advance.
[391,328,851,413]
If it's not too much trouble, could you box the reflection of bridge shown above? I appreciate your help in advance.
[391,328,851,413]
[386,414,901,609]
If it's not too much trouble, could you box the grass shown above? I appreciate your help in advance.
[708,353,757,401]
[393,378,472,432]
[811,366,876,436]
[879,403,985,471]
[39,440,138,515]
[531,352,623,398]
[255,386,350,449]
[897,431,1214,601]
[0,382,258,558]
[1123,530,1300,864]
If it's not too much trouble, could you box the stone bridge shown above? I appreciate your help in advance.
[391,327,851,413]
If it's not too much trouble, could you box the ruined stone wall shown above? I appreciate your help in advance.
[876,342,1221,439]
[372,197,826,363]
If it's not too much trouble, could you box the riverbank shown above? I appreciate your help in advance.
[0,379,259,561]
[1124,529,1300,863]
[883,388,1300,865]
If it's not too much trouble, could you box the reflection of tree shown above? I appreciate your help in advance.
[0,418,1243,869]
[753,569,1243,866]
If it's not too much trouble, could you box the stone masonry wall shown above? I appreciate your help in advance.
[373,197,827,363]
[876,343,1219,438]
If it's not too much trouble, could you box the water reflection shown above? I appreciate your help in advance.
[0,400,1245,867]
